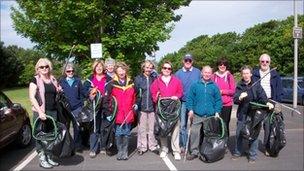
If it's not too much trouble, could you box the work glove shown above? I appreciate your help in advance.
[266,102,274,110]
[215,112,220,118]
[239,92,248,101]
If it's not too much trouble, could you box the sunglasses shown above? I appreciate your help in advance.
[219,63,227,66]
[260,60,269,64]
[39,65,49,69]
[66,70,74,73]
[184,59,192,63]
[162,67,172,71]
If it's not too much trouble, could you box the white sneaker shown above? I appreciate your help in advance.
[174,153,181,160]
[160,151,167,158]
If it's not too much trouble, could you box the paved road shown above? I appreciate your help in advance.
[1,105,303,170]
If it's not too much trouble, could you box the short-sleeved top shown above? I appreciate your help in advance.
[31,77,57,111]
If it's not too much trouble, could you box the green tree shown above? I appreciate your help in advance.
[160,15,304,76]
[11,0,191,76]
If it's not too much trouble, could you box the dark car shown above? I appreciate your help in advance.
[0,91,32,149]
[281,77,304,105]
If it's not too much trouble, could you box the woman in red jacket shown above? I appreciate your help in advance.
[150,61,183,160]
[109,62,136,160]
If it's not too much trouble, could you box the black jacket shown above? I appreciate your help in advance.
[234,80,268,121]
[134,73,156,112]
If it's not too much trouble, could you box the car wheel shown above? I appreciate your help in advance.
[16,121,32,147]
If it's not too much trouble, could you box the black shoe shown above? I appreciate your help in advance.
[186,154,198,160]
[75,147,83,153]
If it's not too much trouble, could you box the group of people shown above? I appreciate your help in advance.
[29,52,283,169]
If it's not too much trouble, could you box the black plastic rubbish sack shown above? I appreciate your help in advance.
[240,103,269,141]
[265,112,286,157]
[154,99,181,137]
[33,116,75,158]
[199,116,228,163]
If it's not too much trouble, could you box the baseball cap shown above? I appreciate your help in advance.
[183,54,193,60]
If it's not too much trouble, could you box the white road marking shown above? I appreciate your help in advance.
[162,156,177,171]
[13,151,37,171]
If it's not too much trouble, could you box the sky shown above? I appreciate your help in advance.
[1,1,303,61]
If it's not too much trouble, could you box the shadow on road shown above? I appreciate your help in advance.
[0,140,35,170]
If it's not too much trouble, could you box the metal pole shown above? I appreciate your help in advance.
[293,0,298,109]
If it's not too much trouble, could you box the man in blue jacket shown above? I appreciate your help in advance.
[175,54,201,155]
[186,65,222,160]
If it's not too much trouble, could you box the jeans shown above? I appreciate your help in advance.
[234,117,259,160]
[179,102,188,149]
[115,124,131,137]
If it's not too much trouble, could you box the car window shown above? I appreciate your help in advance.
[282,80,293,89]
[299,81,304,89]
[0,93,12,109]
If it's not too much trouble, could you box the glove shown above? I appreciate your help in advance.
[133,104,138,111]
[106,116,112,122]
[266,102,274,110]
[215,112,220,118]
[239,92,248,101]
[188,110,194,124]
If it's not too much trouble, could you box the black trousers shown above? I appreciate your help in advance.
[220,106,232,137]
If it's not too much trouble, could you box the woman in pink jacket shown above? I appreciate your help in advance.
[150,61,183,160]
[212,58,236,137]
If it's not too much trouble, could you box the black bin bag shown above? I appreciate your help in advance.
[199,116,228,163]
[33,116,75,158]
[154,98,181,137]
[265,112,286,157]
[240,102,269,141]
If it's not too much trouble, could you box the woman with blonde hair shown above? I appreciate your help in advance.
[29,58,61,169]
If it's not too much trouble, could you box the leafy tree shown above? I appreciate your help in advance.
[160,15,304,76]
[11,0,191,76]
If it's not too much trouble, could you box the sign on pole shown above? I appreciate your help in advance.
[90,43,102,58]
[293,27,303,39]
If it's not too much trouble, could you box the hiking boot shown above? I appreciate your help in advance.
[186,154,198,161]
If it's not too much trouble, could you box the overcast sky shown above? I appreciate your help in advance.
[1,1,303,61]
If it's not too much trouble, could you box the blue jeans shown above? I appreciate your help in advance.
[115,124,131,137]
[234,117,259,160]
[179,102,188,149]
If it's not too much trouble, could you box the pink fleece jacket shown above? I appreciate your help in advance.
[150,75,183,103]
[212,71,236,106]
